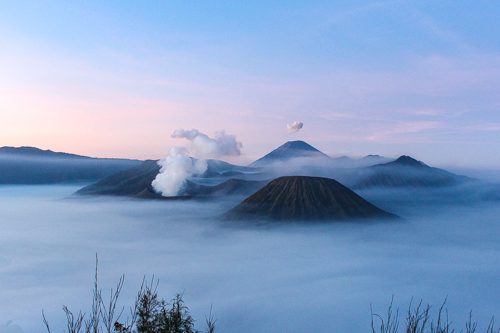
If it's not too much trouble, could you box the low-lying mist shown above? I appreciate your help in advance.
[1,184,500,332]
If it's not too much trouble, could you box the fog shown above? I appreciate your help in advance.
[1,184,500,332]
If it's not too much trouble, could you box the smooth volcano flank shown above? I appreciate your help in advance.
[225,176,398,222]
[248,140,331,167]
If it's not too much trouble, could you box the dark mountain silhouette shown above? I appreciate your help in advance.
[0,146,91,159]
[249,141,331,167]
[0,146,141,184]
[75,159,266,198]
[389,155,426,167]
[225,176,398,221]
[351,155,471,189]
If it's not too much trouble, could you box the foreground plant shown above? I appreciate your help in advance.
[42,257,215,333]
[371,296,499,333]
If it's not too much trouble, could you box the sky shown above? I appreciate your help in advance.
[0,1,499,167]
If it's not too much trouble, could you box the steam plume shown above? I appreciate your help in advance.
[171,129,242,158]
[287,121,303,133]
[152,129,242,196]
[151,147,207,197]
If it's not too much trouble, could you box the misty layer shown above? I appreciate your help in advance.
[2,185,500,333]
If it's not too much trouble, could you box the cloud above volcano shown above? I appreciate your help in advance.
[287,121,303,133]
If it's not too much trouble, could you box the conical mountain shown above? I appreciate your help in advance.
[225,176,397,221]
[249,141,331,167]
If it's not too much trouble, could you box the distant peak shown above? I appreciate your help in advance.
[280,140,318,151]
[248,140,330,167]
[393,155,425,167]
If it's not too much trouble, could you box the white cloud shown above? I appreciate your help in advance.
[287,121,303,133]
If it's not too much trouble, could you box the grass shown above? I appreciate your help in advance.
[371,296,499,333]
[44,258,499,333]
[42,256,216,333]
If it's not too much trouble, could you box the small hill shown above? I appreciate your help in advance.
[352,156,470,189]
[225,176,397,221]
[249,141,331,167]
[0,146,141,184]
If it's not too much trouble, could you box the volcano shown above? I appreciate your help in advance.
[351,155,471,189]
[249,141,331,167]
[225,176,398,221]
[75,159,266,198]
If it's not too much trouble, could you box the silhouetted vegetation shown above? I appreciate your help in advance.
[44,259,500,333]
[371,296,500,333]
[42,258,215,333]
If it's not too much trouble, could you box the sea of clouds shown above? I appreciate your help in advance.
[0,184,500,332]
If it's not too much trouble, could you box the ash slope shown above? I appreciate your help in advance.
[225,176,398,222]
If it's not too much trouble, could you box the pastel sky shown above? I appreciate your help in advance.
[1,1,499,167]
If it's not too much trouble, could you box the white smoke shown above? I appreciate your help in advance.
[151,147,207,197]
[287,121,303,133]
[152,129,242,197]
[171,128,242,158]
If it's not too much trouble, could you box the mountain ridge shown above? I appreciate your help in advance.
[0,146,139,162]
[0,146,142,184]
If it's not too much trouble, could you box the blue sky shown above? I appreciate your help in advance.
[0,1,499,167]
